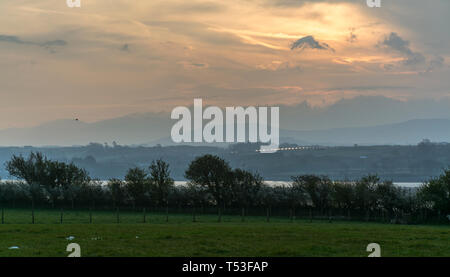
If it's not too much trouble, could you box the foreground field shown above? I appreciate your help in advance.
[0,210,448,257]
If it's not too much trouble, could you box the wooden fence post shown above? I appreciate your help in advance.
[31,201,35,224]
[166,202,169,223]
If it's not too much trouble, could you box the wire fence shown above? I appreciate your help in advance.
[0,205,448,225]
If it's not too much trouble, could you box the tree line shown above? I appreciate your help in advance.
[0,152,448,223]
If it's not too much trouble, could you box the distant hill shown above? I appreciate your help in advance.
[0,113,171,146]
[153,118,450,146]
[1,95,450,146]
[282,119,450,146]
[0,116,448,146]
[280,96,450,131]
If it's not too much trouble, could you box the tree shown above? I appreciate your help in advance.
[418,169,450,215]
[62,182,80,209]
[332,182,355,210]
[5,152,47,186]
[0,181,28,207]
[5,152,90,207]
[46,161,90,207]
[185,155,233,210]
[107,178,126,208]
[291,175,333,214]
[231,169,263,214]
[186,182,208,208]
[354,175,379,212]
[257,185,276,209]
[374,181,402,214]
[148,159,174,206]
[289,178,308,210]
[124,167,148,208]
[20,182,45,209]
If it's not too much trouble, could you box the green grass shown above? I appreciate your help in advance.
[0,208,296,224]
[0,208,449,257]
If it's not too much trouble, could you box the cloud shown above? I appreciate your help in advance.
[323,85,412,92]
[0,35,30,45]
[426,55,445,72]
[158,2,226,13]
[265,0,353,7]
[347,29,357,43]
[290,36,334,52]
[0,34,67,53]
[40,40,67,47]
[191,63,207,68]
[178,61,209,69]
[382,33,411,54]
[120,44,130,52]
[0,0,448,130]
[380,32,425,66]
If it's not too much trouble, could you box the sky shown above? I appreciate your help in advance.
[0,0,449,129]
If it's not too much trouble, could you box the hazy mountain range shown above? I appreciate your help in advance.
[2,96,450,146]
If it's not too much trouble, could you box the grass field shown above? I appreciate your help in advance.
[0,208,449,257]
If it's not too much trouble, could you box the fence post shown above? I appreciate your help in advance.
[89,207,92,224]
[60,208,63,224]
[31,201,35,224]
[166,201,169,223]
